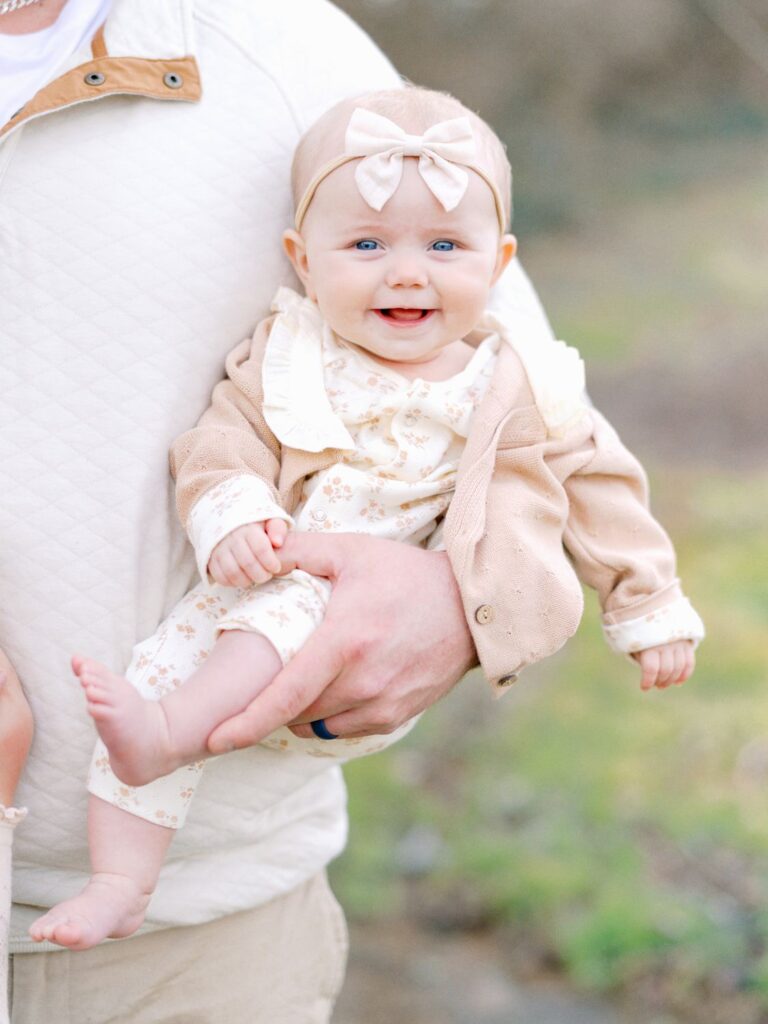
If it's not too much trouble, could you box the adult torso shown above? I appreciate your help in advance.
[1,0,399,942]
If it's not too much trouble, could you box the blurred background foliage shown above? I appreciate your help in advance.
[329,2,768,1021]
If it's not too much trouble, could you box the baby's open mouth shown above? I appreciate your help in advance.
[375,308,434,324]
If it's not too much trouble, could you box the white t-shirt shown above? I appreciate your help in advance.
[0,0,111,127]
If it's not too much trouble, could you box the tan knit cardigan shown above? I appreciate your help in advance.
[171,315,694,691]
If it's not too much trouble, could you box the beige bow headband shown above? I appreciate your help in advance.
[294,108,507,233]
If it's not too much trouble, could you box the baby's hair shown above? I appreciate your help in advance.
[291,85,513,229]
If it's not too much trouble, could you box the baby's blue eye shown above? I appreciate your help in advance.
[355,239,379,251]
[431,240,456,252]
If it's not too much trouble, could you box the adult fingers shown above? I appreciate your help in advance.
[288,707,400,742]
[276,530,344,580]
[207,624,346,753]
[266,519,289,549]
[311,702,406,739]
[289,723,318,740]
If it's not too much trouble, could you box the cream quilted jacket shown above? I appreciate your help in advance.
[1,0,403,949]
[1,0,566,946]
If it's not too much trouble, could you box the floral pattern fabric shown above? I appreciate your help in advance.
[88,323,498,829]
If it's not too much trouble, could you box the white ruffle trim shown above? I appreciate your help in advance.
[484,310,588,438]
[262,287,588,446]
[262,287,355,453]
[602,596,706,656]
[0,805,27,828]
[188,475,293,583]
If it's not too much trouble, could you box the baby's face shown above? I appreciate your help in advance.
[286,161,515,366]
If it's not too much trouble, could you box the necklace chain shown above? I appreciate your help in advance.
[0,0,46,16]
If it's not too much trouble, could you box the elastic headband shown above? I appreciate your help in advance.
[295,108,507,233]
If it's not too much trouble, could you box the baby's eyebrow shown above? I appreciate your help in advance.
[342,224,386,235]
[340,221,466,236]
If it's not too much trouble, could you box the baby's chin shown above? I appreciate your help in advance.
[350,339,451,368]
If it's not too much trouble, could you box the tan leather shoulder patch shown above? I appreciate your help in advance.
[1,54,201,140]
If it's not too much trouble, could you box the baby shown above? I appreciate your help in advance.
[31,86,704,950]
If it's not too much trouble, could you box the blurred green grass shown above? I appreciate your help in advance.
[334,468,768,1004]
[331,170,767,1017]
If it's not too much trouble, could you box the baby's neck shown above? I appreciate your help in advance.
[363,339,475,382]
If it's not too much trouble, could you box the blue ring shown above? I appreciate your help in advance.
[311,719,339,741]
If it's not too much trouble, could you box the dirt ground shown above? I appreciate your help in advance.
[335,921,630,1024]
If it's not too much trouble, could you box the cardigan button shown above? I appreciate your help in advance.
[475,604,494,625]
[498,673,518,687]
[84,71,106,87]
[163,71,184,90]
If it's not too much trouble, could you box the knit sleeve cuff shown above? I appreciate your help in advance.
[602,595,705,656]
[187,475,293,583]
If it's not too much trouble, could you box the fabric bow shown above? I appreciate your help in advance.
[344,108,477,213]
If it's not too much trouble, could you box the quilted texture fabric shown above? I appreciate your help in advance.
[1,0,403,947]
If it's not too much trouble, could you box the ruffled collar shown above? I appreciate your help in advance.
[261,288,357,453]
[261,287,587,450]
[482,309,587,438]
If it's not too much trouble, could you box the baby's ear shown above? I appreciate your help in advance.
[282,230,315,299]
[491,233,517,285]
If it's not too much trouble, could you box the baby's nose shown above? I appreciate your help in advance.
[385,256,428,288]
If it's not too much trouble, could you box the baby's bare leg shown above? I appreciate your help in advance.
[29,796,172,950]
[74,630,282,787]
[0,651,33,806]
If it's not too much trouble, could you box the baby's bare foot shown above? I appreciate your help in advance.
[29,872,151,950]
[72,655,178,786]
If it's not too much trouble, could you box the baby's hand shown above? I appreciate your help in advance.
[208,519,288,588]
[633,640,695,692]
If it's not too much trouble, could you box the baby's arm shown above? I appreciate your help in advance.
[170,317,294,584]
[559,408,704,690]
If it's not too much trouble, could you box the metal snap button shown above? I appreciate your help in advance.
[163,72,184,90]
[474,604,494,625]
[498,673,518,687]
[311,509,328,523]
[84,71,106,87]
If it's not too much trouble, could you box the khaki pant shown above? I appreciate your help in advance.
[9,872,347,1024]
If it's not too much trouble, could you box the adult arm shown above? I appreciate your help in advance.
[207,534,476,751]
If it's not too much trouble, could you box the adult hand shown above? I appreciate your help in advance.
[207,533,476,752]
